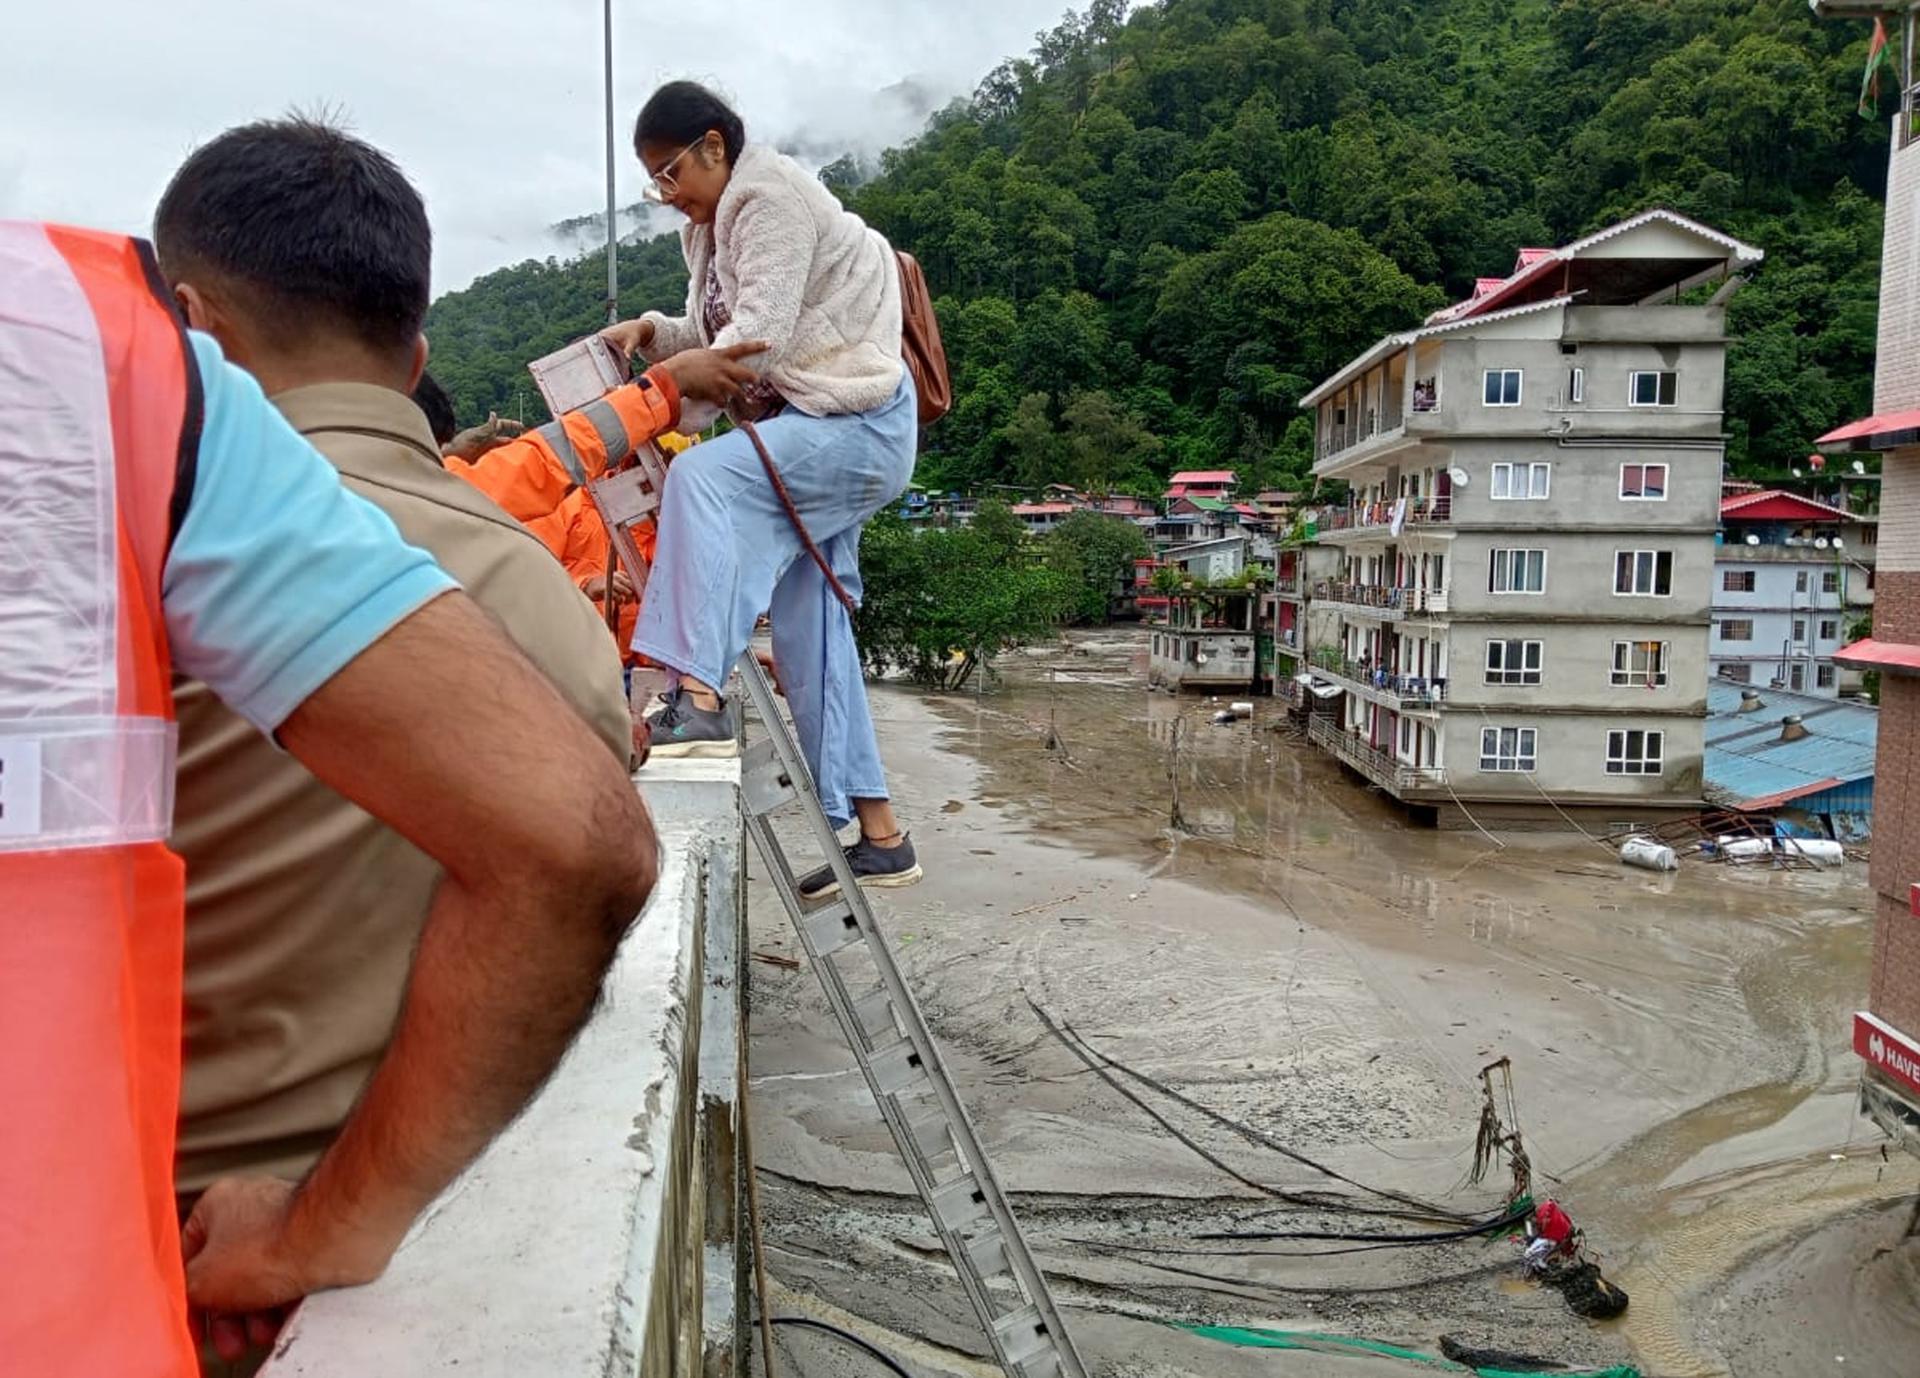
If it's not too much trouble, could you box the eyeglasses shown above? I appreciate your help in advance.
[641,138,705,203]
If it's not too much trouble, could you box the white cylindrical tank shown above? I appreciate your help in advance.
[1621,836,1678,872]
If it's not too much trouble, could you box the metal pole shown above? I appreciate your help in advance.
[602,0,619,326]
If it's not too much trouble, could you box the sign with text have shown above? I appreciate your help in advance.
[1855,1010,1920,1096]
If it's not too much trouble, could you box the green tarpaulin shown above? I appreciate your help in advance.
[1173,1323,1641,1378]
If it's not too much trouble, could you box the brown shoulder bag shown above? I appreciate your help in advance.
[896,250,951,426]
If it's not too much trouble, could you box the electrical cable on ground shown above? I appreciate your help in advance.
[1029,995,1482,1223]
[1069,1019,1479,1222]
[768,1318,914,1378]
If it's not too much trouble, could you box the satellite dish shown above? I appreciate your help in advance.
[1791,467,1803,477]
[1834,536,1846,550]
[1745,533,1761,546]
[1815,536,1830,549]
[1853,460,1867,475]
[1448,467,1469,487]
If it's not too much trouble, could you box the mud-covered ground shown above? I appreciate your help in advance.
[741,630,1917,1377]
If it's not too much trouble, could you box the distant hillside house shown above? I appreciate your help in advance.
[1008,501,1075,534]
[1164,469,1238,503]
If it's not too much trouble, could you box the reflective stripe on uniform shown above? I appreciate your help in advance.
[536,396,634,487]
[535,417,589,486]
[579,396,631,466]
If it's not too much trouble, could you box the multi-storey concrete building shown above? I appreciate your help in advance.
[1712,488,1868,697]
[1298,210,1763,828]
[1814,0,1920,1160]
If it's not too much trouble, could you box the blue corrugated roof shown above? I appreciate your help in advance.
[1703,681,1878,808]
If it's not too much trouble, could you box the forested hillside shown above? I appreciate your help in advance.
[425,0,1889,496]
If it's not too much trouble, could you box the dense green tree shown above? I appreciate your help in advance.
[423,0,1893,485]
[1045,511,1152,623]
[854,513,1072,689]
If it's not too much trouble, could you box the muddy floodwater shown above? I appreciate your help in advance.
[744,629,1916,1377]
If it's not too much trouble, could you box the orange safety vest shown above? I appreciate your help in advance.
[0,223,201,1376]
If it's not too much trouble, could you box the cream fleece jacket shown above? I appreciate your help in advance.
[643,144,905,420]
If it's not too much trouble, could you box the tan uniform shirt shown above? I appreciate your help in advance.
[172,383,630,1191]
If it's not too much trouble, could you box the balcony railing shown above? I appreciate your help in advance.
[1312,581,1450,619]
[1308,715,1448,793]
[1309,649,1448,707]
[1318,494,1452,536]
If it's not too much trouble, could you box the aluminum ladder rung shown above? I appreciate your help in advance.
[731,651,1089,1378]
[799,898,861,958]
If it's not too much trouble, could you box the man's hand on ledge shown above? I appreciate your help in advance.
[182,1175,396,1360]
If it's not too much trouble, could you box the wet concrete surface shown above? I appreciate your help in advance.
[740,630,1915,1377]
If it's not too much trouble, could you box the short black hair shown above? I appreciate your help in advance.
[635,81,746,163]
[154,116,431,356]
[411,372,458,446]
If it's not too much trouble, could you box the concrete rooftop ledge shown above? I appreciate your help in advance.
[262,758,745,1377]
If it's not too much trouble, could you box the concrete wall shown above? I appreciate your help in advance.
[261,761,746,1378]
[1445,530,1716,623]
[1438,711,1706,804]
[1440,438,1721,532]
[1443,620,1711,715]
[1421,312,1726,444]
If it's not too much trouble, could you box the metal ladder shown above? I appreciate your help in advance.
[580,438,1086,1375]
[731,652,1089,1378]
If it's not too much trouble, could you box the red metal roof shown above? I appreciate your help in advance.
[1514,247,1552,270]
[1835,637,1920,672]
[1719,489,1852,522]
[1167,470,1236,485]
[1816,408,1920,452]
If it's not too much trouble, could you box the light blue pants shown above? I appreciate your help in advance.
[633,377,916,825]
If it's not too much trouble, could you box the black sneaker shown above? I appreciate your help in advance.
[644,687,738,759]
[798,833,923,901]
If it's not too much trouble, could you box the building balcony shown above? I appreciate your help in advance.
[1313,580,1450,621]
[1309,650,1449,711]
[1316,495,1453,543]
[1311,409,1445,479]
[1308,715,1449,795]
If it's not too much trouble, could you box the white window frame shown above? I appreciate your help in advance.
[1619,462,1669,500]
[1489,548,1547,594]
[1610,640,1670,687]
[1789,663,1806,691]
[1479,725,1538,773]
[1822,569,1841,595]
[1792,618,1807,644]
[1491,462,1551,500]
[1795,570,1809,594]
[1817,663,1838,689]
[1719,618,1755,643]
[1485,638,1544,686]
[1722,569,1755,593]
[1613,549,1674,597]
[1818,617,1840,641]
[1568,366,1585,404]
[1628,370,1678,407]
[1720,662,1754,684]
[1605,729,1664,775]
[1482,369,1523,407]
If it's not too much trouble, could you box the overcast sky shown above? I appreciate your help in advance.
[4,0,1068,294]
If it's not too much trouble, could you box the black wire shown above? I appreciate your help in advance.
[770,1316,914,1377]
[1028,995,1476,1223]
[1189,1200,1533,1245]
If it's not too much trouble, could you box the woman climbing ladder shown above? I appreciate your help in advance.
[602,81,921,899]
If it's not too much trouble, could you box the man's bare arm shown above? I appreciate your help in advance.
[182,591,658,1308]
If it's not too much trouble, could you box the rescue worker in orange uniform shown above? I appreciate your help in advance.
[0,221,660,1377]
